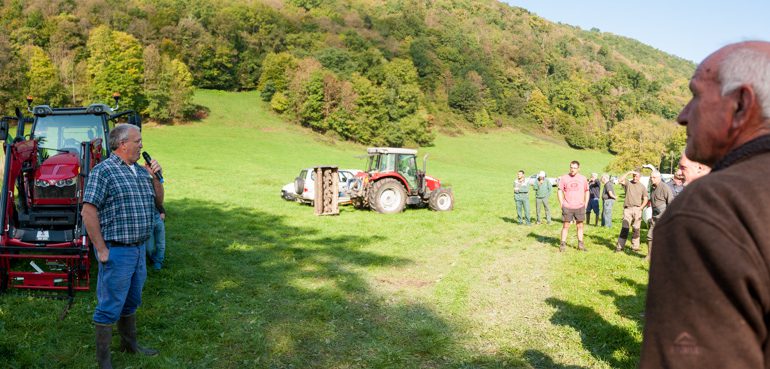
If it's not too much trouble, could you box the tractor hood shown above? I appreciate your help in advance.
[35,152,79,183]
[424,175,441,191]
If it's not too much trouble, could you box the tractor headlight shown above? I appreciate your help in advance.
[55,178,76,187]
[35,180,50,187]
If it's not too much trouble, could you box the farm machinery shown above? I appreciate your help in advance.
[349,147,454,214]
[0,96,141,298]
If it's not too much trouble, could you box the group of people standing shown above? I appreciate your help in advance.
[514,153,710,254]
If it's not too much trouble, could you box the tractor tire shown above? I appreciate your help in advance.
[429,188,454,211]
[368,178,407,214]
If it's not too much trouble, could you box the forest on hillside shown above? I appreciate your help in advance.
[0,0,693,171]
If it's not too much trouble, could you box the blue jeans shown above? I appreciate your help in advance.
[93,243,147,324]
[146,213,166,268]
[587,198,600,216]
[602,199,614,228]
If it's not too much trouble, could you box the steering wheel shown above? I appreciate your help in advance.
[62,138,81,154]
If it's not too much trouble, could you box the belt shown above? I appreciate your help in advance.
[106,240,146,247]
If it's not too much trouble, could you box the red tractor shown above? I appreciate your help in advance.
[349,147,454,214]
[0,96,141,298]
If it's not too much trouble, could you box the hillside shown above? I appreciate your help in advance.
[0,0,690,168]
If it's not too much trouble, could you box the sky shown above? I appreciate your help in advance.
[503,0,770,63]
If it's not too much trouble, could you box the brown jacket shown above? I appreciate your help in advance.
[640,149,770,368]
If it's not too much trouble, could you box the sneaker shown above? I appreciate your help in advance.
[614,245,622,253]
[578,242,586,251]
[559,242,566,252]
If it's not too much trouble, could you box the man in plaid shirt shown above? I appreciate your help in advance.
[82,124,164,369]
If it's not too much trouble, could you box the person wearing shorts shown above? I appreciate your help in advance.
[557,161,589,252]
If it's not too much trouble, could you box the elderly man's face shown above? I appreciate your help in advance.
[677,52,735,166]
[651,173,661,185]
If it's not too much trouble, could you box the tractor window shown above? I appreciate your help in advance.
[397,154,418,190]
[32,115,105,155]
[380,154,396,172]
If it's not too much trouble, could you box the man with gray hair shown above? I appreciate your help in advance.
[532,171,552,224]
[600,174,616,228]
[82,124,164,368]
[641,41,770,368]
[645,170,672,261]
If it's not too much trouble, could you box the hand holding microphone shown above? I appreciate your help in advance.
[142,152,164,183]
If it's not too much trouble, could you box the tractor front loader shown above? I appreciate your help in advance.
[0,95,141,300]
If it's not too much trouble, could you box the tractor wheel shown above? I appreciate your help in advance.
[368,178,407,214]
[429,188,454,211]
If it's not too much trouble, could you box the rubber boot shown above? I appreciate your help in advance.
[95,323,113,369]
[117,314,159,356]
[585,213,591,225]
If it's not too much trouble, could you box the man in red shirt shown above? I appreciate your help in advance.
[557,160,589,251]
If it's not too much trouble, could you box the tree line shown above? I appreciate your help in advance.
[0,0,693,168]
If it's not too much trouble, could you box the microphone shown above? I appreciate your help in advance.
[142,152,164,183]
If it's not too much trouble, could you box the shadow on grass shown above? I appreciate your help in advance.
[600,277,647,331]
[501,216,518,224]
[526,231,560,249]
[135,199,524,369]
[2,198,548,368]
[545,297,639,369]
[523,349,588,369]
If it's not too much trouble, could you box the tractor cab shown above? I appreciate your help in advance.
[350,147,453,214]
[364,148,420,193]
[0,95,141,296]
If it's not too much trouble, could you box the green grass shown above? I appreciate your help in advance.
[0,89,649,368]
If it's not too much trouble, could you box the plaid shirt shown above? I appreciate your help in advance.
[83,154,156,244]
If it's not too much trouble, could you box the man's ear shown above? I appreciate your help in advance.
[732,85,758,129]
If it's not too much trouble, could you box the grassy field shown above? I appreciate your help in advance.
[0,90,649,368]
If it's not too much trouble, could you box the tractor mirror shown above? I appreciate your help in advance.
[128,112,142,129]
[0,119,8,141]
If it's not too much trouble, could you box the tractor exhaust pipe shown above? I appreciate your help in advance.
[420,154,429,193]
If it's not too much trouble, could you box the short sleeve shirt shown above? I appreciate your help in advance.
[623,181,647,207]
[559,173,588,209]
[602,182,615,200]
[83,154,156,244]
